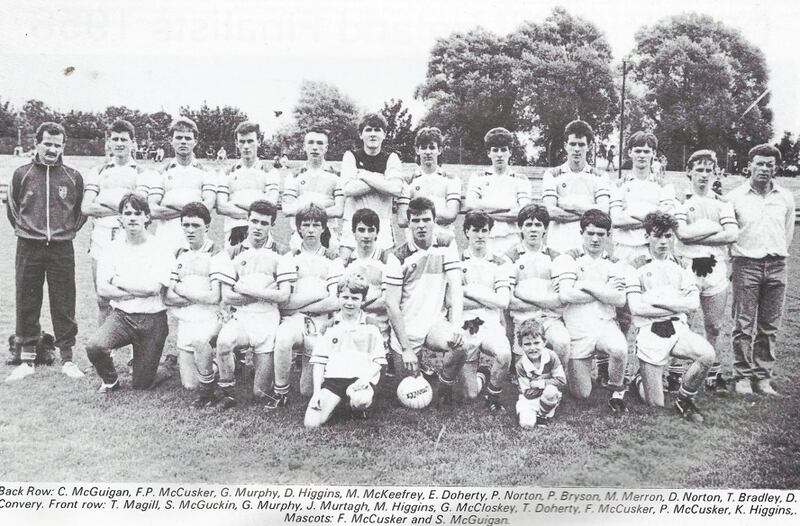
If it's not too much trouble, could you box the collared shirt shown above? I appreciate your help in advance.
[282,163,342,233]
[541,162,611,253]
[388,237,460,344]
[398,167,462,219]
[344,247,403,332]
[552,250,628,325]
[610,176,676,247]
[466,170,531,238]
[506,243,563,324]
[674,193,738,259]
[85,160,145,228]
[170,239,219,321]
[280,245,344,317]
[309,312,386,382]
[460,250,511,326]
[217,159,280,233]
[515,350,566,395]
[727,181,795,258]
[624,256,698,328]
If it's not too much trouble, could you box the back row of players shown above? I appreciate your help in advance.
[79,114,793,428]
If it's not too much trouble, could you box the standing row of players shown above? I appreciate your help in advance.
[35,114,794,428]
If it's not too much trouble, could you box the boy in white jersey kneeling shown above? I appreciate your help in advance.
[514,319,566,428]
[552,209,629,414]
[451,210,512,412]
[211,201,293,409]
[626,212,714,423]
[305,274,386,427]
[164,203,222,403]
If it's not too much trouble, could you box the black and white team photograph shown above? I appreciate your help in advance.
[0,0,798,524]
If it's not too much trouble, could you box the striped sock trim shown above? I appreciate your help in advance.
[438,373,455,386]
[677,385,697,399]
[707,363,721,377]
[487,384,502,396]
[218,380,236,389]
[274,383,290,395]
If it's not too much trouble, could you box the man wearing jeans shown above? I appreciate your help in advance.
[5,122,86,382]
[727,144,795,396]
[85,194,174,392]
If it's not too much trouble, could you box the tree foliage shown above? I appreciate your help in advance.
[415,8,617,165]
[381,99,415,161]
[179,102,249,159]
[630,13,772,169]
[0,97,18,137]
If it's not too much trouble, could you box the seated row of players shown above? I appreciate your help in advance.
[86,188,718,428]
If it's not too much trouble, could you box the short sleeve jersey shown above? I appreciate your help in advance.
[506,243,563,324]
[673,193,737,260]
[209,239,294,314]
[551,251,627,328]
[388,237,461,347]
[343,248,403,331]
[217,160,280,232]
[280,246,344,317]
[460,251,511,326]
[610,176,676,247]
[309,313,387,382]
[170,239,219,321]
[398,168,461,225]
[97,236,174,314]
[282,164,343,232]
[466,170,531,238]
[624,257,698,328]
[85,161,146,227]
[541,163,611,253]
[515,350,566,394]
[150,159,216,202]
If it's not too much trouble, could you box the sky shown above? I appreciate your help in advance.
[0,0,797,139]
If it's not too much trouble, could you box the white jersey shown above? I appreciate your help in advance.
[624,256,698,329]
[610,175,676,247]
[217,160,280,234]
[84,160,146,228]
[460,250,511,327]
[466,170,531,240]
[673,193,737,260]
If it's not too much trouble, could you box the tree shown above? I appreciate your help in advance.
[415,28,519,164]
[381,99,415,161]
[19,99,62,135]
[62,110,104,140]
[630,13,772,169]
[775,131,800,169]
[178,102,249,159]
[508,7,618,165]
[0,97,18,137]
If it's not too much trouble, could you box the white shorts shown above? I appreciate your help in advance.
[462,314,507,362]
[224,309,280,354]
[613,244,650,266]
[567,318,625,360]
[176,311,222,353]
[635,320,691,367]
[680,256,728,297]
[516,385,561,426]
[89,223,122,260]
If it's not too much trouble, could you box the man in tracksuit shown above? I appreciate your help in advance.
[5,122,87,382]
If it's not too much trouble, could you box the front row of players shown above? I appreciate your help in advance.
[85,191,717,428]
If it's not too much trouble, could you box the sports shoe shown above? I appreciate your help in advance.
[705,375,729,395]
[384,358,396,378]
[476,365,491,394]
[61,361,85,378]
[5,363,35,383]
[754,379,783,397]
[6,335,20,366]
[631,374,646,403]
[419,361,437,381]
[486,396,506,414]
[734,378,754,395]
[608,396,627,415]
[191,383,218,409]
[664,372,682,393]
[535,414,552,427]
[675,397,705,424]
[264,392,289,411]
[97,380,120,393]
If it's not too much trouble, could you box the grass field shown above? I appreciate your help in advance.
[0,155,798,487]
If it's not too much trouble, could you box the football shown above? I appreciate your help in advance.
[346,383,374,411]
[396,375,433,409]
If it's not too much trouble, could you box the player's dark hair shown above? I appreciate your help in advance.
[516,203,550,229]
[517,318,545,345]
[235,121,260,137]
[625,131,657,151]
[180,202,211,226]
[564,120,594,145]
[463,210,495,234]
[339,273,370,300]
[579,209,612,233]
[118,193,151,227]
[248,200,278,223]
[35,122,66,143]
[643,211,678,236]
[407,197,437,221]
[108,119,136,140]
[295,203,328,231]
[415,127,444,149]
[359,113,388,133]
[305,127,329,138]
[686,149,718,172]
[351,208,380,233]
[484,127,514,149]
[748,143,782,163]
[170,116,199,139]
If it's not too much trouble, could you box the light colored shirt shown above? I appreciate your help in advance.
[506,243,563,324]
[552,251,627,327]
[610,177,676,247]
[674,193,737,259]
[310,313,386,383]
[216,160,280,233]
[84,161,144,228]
[466,170,531,239]
[515,350,566,395]
[726,182,795,258]
[460,251,511,327]
[624,257,698,328]
[98,236,173,314]
[170,239,219,321]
